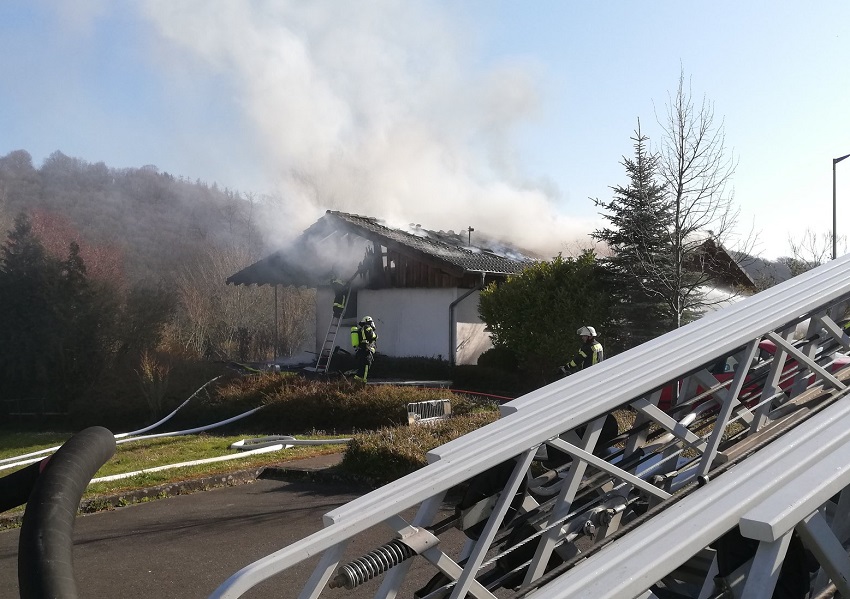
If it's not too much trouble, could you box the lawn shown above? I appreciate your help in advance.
[0,430,347,519]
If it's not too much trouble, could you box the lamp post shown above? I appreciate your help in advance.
[834,153,850,260]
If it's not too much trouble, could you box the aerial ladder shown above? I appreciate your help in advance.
[212,255,850,599]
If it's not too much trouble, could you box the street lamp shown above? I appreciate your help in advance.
[834,153,850,259]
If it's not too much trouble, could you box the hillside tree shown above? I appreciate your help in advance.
[0,214,120,412]
[0,213,59,408]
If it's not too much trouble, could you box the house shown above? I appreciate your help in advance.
[226,210,539,366]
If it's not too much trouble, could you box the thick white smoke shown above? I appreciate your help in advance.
[140,0,597,257]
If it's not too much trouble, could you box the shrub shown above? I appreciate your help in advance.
[173,374,493,435]
[258,379,488,433]
[368,355,452,380]
[450,365,530,399]
[477,346,518,371]
[340,411,500,485]
[69,358,233,431]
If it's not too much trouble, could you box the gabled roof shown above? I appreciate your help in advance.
[324,211,536,275]
[227,210,538,287]
[695,237,757,289]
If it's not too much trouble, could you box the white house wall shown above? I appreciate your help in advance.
[314,287,492,365]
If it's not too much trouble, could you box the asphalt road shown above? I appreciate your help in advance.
[0,478,467,599]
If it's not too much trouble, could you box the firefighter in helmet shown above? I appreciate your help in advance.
[560,326,604,375]
[351,316,378,382]
[331,277,349,317]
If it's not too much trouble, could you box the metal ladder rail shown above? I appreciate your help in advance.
[527,392,850,599]
[319,276,361,374]
[315,314,341,373]
[738,435,850,598]
[209,254,850,599]
[315,286,355,373]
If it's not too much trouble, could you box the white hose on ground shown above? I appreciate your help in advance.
[89,443,290,483]
[89,436,352,484]
[115,406,265,445]
[230,437,352,451]
[0,376,222,470]
[114,376,221,439]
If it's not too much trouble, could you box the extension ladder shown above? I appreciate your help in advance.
[315,314,342,374]
[314,267,364,374]
[212,255,850,599]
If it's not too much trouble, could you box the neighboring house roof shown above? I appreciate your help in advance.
[731,252,794,286]
[695,237,757,290]
[227,210,538,287]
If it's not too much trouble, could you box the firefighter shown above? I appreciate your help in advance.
[331,277,349,317]
[560,326,604,375]
[351,316,378,382]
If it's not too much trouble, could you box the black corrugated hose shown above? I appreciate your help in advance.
[15,426,116,599]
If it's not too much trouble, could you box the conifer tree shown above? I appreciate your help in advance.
[593,123,675,349]
[0,213,61,408]
[0,215,119,412]
[53,242,116,405]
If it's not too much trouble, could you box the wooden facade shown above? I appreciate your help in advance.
[361,242,487,290]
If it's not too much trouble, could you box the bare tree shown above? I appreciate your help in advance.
[655,68,747,327]
[170,241,315,361]
[782,229,844,276]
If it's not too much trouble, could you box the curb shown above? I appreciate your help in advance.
[259,464,376,492]
[0,455,357,530]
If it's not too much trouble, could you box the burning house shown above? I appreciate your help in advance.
[226,210,539,366]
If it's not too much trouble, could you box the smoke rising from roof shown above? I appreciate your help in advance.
[140,0,598,257]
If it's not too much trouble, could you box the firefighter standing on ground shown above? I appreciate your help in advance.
[351,316,378,382]
[560,326,604,375]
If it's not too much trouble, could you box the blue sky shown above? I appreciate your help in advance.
[1,1,849,259]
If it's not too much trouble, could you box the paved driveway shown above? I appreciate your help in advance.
[0,478,466,599]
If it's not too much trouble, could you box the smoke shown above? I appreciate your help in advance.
[139,0,596,257]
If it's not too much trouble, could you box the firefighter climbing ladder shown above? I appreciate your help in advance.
[314,274,358,374]
[212,254,850,599]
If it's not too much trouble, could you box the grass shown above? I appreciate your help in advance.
[0,374,506,522]
[0,431,348,519]
[0,431,71,459]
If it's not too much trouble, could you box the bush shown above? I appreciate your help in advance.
[451,365,530,399]
[477,346,518,371]
[175,373,494,435]
[340,411,500,485]
[68,358,233,431]
[368,355,452,380]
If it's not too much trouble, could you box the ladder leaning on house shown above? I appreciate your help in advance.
[314,285,353,374]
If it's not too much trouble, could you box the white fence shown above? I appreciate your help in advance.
[407,399,452,425]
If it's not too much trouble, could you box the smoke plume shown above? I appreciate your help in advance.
[140,0,596,257]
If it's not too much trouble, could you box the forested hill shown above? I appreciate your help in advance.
[0,149,267,283]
